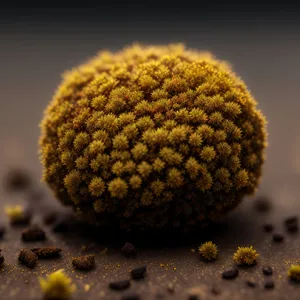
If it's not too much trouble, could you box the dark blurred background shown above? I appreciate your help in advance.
[0,2,300,209]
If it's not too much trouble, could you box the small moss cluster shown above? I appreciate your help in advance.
[4,205,25,223]
[39,269,76,300]
[288,265,300,282]
[39,44,267,230]
[198,241,218,261]
[233,246,259,265]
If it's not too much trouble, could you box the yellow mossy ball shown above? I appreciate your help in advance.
[39,44,267,230]
[233,246,259,265]
[198,241,218,261]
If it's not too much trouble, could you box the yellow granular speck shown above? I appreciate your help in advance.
[84,284,91,292]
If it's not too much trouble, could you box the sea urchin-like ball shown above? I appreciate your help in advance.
[39,44,267,231]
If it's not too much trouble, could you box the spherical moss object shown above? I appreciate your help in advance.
[39,44,267,230]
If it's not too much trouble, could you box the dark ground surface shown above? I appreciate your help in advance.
[1,21,300,300]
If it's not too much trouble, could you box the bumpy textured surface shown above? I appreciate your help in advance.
[39,44,267,230]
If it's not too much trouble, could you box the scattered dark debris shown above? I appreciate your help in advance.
[263,223,274,233]
[121,242,137,257]
[273,233,284,242]
[254,197,271,212]
[22,225,46,242]
[52,218,69,233]
[18,248,38,268]
[246,279,256,288]
[0,224,5,239]
[0,249,4,266]
[109,279,131,291]
[72,254,95,271]
[263,267,273,276]
[131,265,147,280]
[43,211,58,226]
[31,247,62,258]
[188,295,199,300]
[284,216,298,233]
[4,169,31,191]
[121,291,141,300]
[264,280,275,289]
[222,267,239,280]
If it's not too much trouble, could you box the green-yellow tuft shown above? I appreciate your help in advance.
[4,205,25,223]
[39,43,267,230]
[233,246,259,266]
[198,241,218,261]
[288,265,300,282]
[39,269,76,300]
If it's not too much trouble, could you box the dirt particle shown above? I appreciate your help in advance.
[273,233,284,242]
[284,216,298,233]
[31,247,62,258]
[72,254,95,270]
[167,282,175,293]
[131,265,147,280]
[222,267,239,280]
[18,249,38,268]
[0,224,5,239]
[0,249,4,266]
[263,267,273,276]
[4,169,31,191]
[254,197,271,212]
[246,279,256,288]
[121,242,137,257]
[22,225,46,242]
[109,280,131,291]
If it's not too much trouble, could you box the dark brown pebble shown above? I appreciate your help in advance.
[121,292,141,300]
[263,223,274,233]
[254,197,271,212]
[43,212,58,226]
[188,295,199,300]
[264,280,275,289]
[18,249,38,268]
[131,265,147,280]
[72,254,95,270]
[22,225,46,242]
[0,224,5,239]
[4,169,31,191]
[273,233,284,242]
[31,247,62,258]
[263,267,273,276]
[109,279,131,291]
[284,216,298,232]
[246,279,256,288]
[284,216,298,225]
[0,250,4,266]
[121,242,137,257]
[222,267,239,280]
[52,219,68,233]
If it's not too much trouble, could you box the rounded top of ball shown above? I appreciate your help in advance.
[40,44,267,230]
